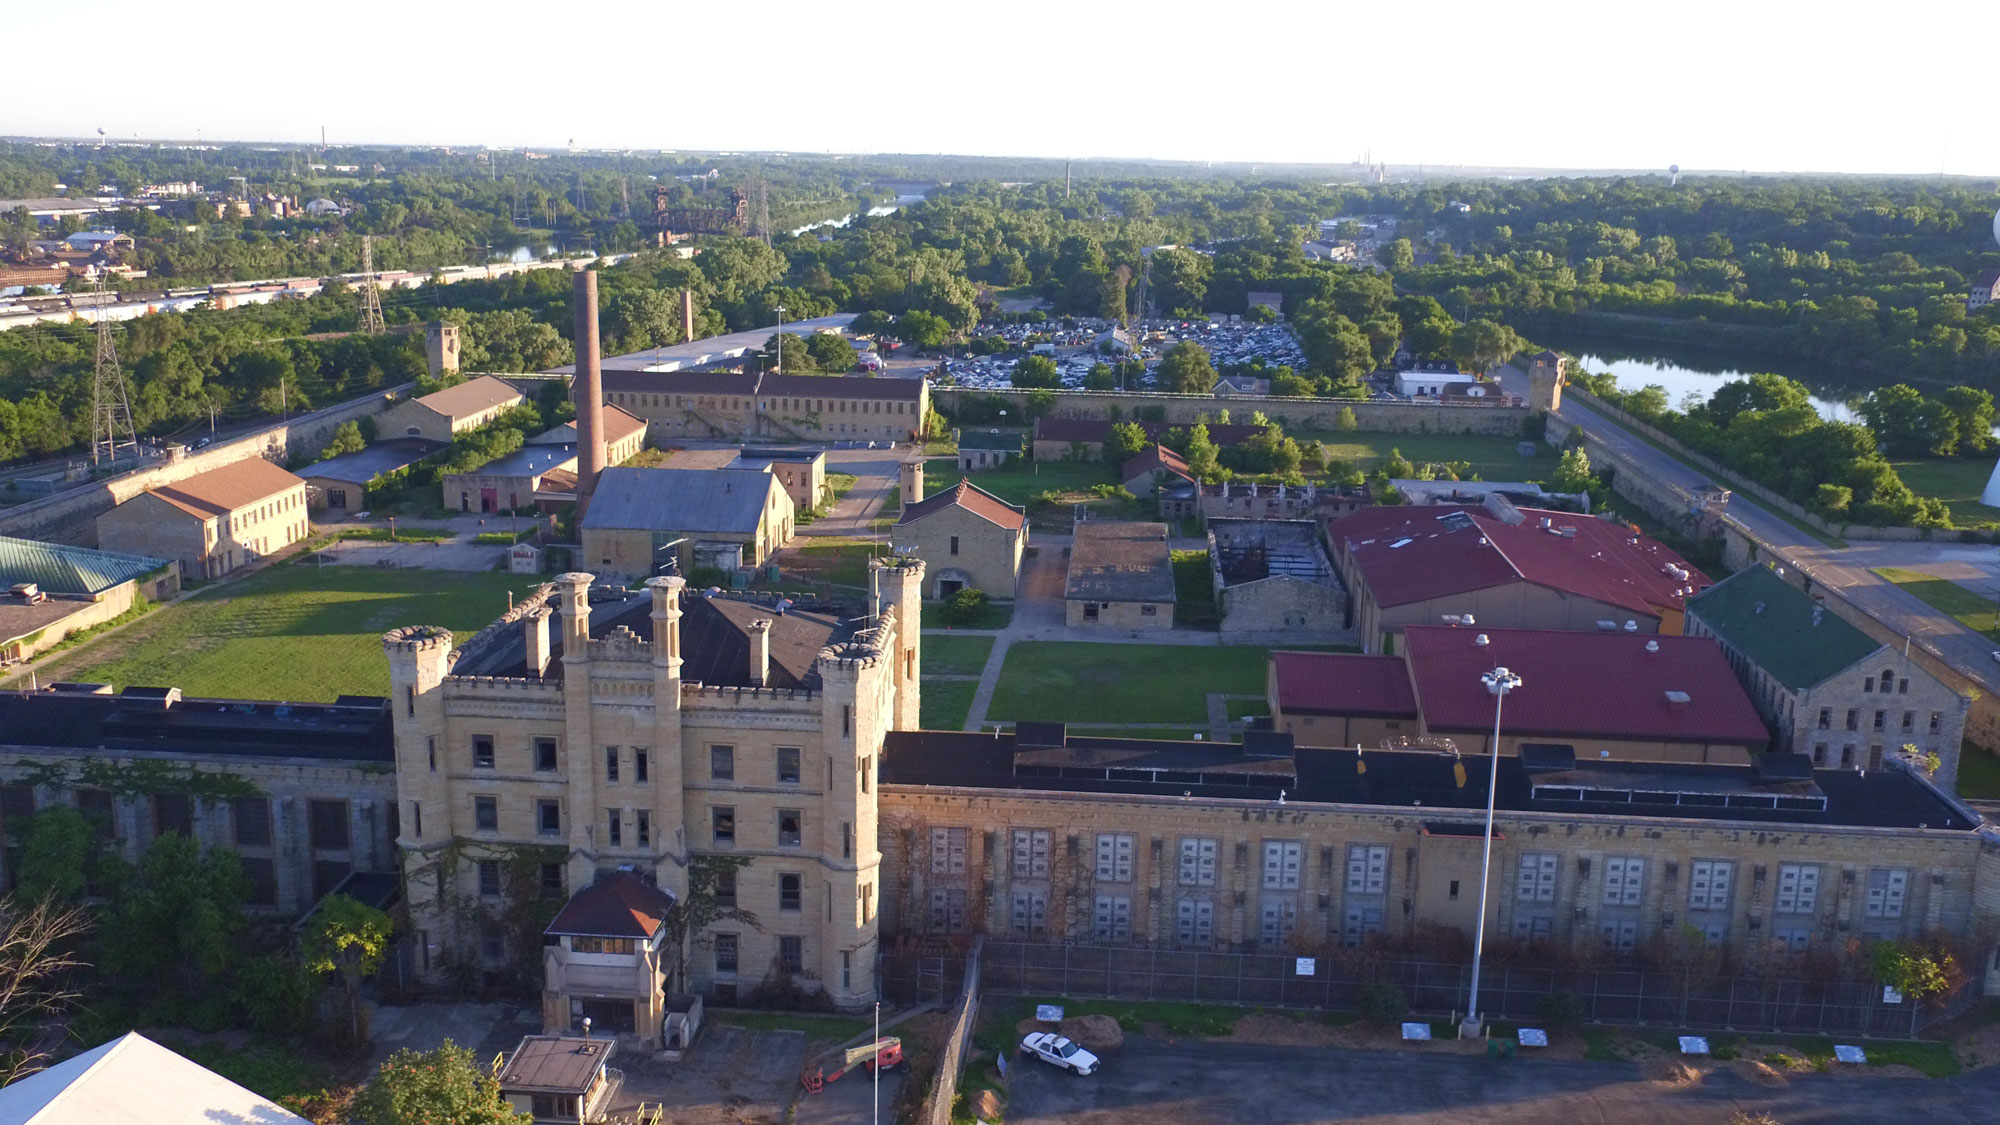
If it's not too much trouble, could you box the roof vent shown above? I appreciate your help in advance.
[1624,620,1638,632]
[1473,633,1489,647]
[1389,538,1413,549]
[1664,690,1691,704]
[1596,620,1617,630]
[1557,525,1577,539]
[1645,640,1660,653]
[1538,517,1553,530]
[1753,600,1765,615]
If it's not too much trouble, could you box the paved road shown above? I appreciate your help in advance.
[1007,1035,1996,1124]
[1494,364,2000,698]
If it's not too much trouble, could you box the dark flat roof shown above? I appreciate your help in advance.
[0,689,393,762]
[882,730,1975,833]
[1065,521,1175,603]
[499,1036,613,1094]
[298,439,446,487]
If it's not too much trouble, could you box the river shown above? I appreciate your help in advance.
[790,193,927,237]
[1570,351,1863,423]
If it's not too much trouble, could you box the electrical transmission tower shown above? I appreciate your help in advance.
[89,276,137,465]
[357,235,385,335]
[756,180,772,248]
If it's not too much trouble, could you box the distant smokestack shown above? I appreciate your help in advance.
[680,289,695,343]
[573,270,607,520]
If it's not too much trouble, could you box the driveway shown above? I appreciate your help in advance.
[1005,1034,2000,1123]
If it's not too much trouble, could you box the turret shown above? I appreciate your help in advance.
[815,639,888,1007]
[555,572,594,660]
[900,460,924,507]
[1527,349,1565,413]
[383,624,454,977]
[874,556,926,732]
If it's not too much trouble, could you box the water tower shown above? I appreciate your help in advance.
[1981,207,2000,508]
[1669,163,1680,187]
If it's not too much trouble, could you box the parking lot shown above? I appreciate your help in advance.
[1003,1035,2000,1123]
[940,316,1305,391]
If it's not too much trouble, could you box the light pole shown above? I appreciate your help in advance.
[873,1000,881,1125]
[775,304,787,375]
[1460,663,1521,1040]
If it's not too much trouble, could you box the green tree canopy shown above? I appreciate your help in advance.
[355,1041,527,1125]
[1155,341,1217,395]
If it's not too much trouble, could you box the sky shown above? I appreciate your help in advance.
[11,0,1993,177]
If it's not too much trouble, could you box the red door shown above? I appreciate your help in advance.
[480,488,497,513]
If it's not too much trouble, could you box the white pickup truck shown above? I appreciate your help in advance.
[1021,1032,1100,1075]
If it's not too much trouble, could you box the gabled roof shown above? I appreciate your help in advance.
[297,438,445,486]
[1687,565,1882,691]
[0,537,166,596]
[545,871,676,939]
[678,595,840,689]
[1066,521,1176,603]
[0,1032,309,1125]
[409,374,523,420]
[141,457,304,519]
[1335,506,1707,618]
[1533,349,1562,361]
[531,404,648,446]
[1401,625,1769,746]
[897,480,1025,531]
[1121,444,1192,483]
[1975,269,2000,289]
[957,429,1024,451]
[1271,651,1417,718]
[1032,417,1267,447]
[581,467,782,535]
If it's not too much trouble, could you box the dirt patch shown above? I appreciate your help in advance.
[1730,1059,1788,1087]
[1952,1019,2000,1070]
[1060,1014,1124,1050]
[1641,1058,1702,1086]
[968,1087,1003,1120]
[1226,1012,1345,1048]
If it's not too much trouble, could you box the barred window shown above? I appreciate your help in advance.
[1343,844,1385,894]
[930,827,967,875]
[1864,869,1907,919]
[1095,834,1135,882]
[1179,838,1218,887]
[1688,860,1733,911]
[1011,830,1051,879]
[1516,853,1557,902]
[1602,857,1644,907]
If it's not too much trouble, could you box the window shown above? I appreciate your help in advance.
[472,734,495,769]
[1260,898,1298,945]
[1516,853,1557,902]
[930,888,968,932]
[474,796,498,831]
[637,810,651,847]
[1845,709,1859,731]
[779,936,804,973]
[712,806,736,846]
[232,798,272,848]
[427,736,436,770]
[714,933,739,973]
[635,748,649,783]
[710,745,734,780]
[949,535,960,556]
[842,821,852,859]
[1882,668,1896,693]
[1603,857,1644,907]
[571,936,635,955]
[931,827,967,875]
[1010,889,1047,934]
[1449,879,1461,901]
[1865,869,1908,919]
[1342,844,1385,894]
[1141,604,1157,616]
[1178,838,1218,887]
[1817,708,1831,730]
[1095,834,1135,882]
[777,747,801,785]
[308,800,349,851]
[1773,925,1811,953]
[1775,863,1820,914]
[477,860,502,897]
[1688,860,1733,910]
[1092,895,1132,940]
[1342,904,1384,946]
[536,800,561,837]
[1931,712,1943,734]
[605,746,619,781]
[540,863,565,899]
[531,1095,577,1120]
[1864,677,1875,693]
[606,810,622,847]
[842,949,852,990]
[1600,918,1638,953]
[715,869,737,908]
[1901,711,1914,733]
[842,704,851,737]
[1513,914,1554,940]
[860,756,871,794]
[534,738,558,772]
[1013,830,1052,879]
[1873,710,1886,731]
[1176,897,1215,944]
[241,857,277,906]
[1898,678,1909,694]
[780,873,802,911]
[778,809,802,847]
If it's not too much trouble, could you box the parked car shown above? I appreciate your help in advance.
[1021,1032,1099,1075]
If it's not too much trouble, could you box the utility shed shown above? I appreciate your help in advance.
[1065,521,1175,631]
[497,1035,617,1124]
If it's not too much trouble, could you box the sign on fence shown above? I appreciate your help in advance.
[1295,957,1317,977]
[1036,1004,1064,1022]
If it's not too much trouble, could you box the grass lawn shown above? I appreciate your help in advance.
[1893,459,2000,530]
[921,600,1014,630]
[925,635,996,676]
[927,458,1114,507]
[987,642,1275,723]
[1224,697,1268,721]
[921,679,978,730]
[1957,745,2000,800]
[773,538,886,591]
[1295,432,1546,483]
[48,564,526,701]
[1873,567,2000,642]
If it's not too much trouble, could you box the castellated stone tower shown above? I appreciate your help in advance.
[383,623,457,975]
[814,636,890,1004]
[1527,349,1565,413]
[876,556,926,733]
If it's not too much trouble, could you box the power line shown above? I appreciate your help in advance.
[357,235,385,334]
[89,275,138,466]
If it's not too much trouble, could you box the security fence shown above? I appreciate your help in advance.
[919,937,983,1125]
[980,940,1978,1040]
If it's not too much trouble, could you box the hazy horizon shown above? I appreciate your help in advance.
[12,0,1997,178]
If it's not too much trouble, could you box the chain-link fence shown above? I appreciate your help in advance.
[919,937,983,1125]
[980,941,1976,1040]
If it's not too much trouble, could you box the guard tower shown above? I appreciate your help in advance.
[1527,350,1564,412]
[425,322,461,378]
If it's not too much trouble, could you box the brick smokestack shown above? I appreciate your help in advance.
[573,270,608,520]
[680,288,695,343]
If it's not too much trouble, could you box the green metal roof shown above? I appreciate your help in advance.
[1686,565,1880,691]
[0,536,169,597]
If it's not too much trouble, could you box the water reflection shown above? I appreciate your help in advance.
[1572,352,1860,423]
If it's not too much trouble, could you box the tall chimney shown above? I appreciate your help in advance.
[680,288,695,343]
[747,619,772,686]
[573,271,608,520]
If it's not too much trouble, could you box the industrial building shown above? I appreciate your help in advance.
[1205,519,1347,643]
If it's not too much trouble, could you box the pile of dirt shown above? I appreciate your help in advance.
[1226,1011,1344,1048]
[1061,1014,1125,1049]
[1731,1059,1789,1087]
[1641,1058,1702,1086]
[968,1088,1003,1121]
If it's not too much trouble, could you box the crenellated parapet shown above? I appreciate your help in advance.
[382,624,453,653]
[815,640,882,676]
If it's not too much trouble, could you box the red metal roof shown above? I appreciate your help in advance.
[1271,651,1418,718]
[1334,506,1706,618]
[1121,443,1192,482]
[1401,625,1769,746]
[897,479,1026,530]
[544,871,675,939]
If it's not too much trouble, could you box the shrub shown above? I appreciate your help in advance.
[1535,988,1585,1031]
[943,587,990,626]
[1355,978,1408,1027]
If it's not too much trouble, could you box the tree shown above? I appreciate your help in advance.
[302,893,394,1047]
[102,832,246,1010]
[1336,406,1359,432]
[804,333,857,373]
[1104,421,1148,465]
[1551,446,1594,494]
[1449,319,1521,374]
[14,807,93,903]
[1082,362,1117,391]
[1376,238,1415,271]
[319,420,366,460]
[1870,939,1955,1002]
[1010,355,1061,389]
[1937,387,1996,457]
[0,896,91,1084]
[1184,423,1220,482]
[1150,248,1211,315]
[355,1041,526,1125]
[896,310,950,349]
[1155,341,1217,395]
[761,333,817,374]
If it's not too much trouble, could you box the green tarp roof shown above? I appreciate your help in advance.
[1687,565,1880,691]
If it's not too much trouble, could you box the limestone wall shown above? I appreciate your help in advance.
[933,387,1531,437]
